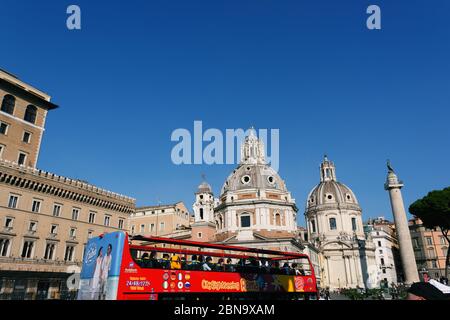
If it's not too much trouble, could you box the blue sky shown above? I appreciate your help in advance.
[1,1,449,226]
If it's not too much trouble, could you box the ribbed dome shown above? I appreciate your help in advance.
[221,164,287,195]
[306,156,360,210]
[306,180,359,209]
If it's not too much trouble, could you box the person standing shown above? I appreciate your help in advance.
[100,244,112,300]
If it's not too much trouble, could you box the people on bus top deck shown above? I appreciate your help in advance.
[225,258,235,272]
[170,254,181,270]
[160,253,171,269]
[202,256,213,271]
[216,258,225,271]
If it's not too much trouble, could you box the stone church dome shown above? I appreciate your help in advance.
[306,156,360,210]
[197,181,212,194]
[221,163,287,195]
[220,127,288,195]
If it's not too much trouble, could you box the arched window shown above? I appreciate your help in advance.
[275,213,281,226]
[1,95,15,115]
[199,208,204,220]
[329,217,337,230]
[24,105,37,124]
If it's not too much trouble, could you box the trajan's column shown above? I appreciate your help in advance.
[384,161,419,285]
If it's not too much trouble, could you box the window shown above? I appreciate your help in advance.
[0,122,8,135]
[24,105,37,124]
[88,212,96,224]
[351,217,357,231]
[44,243,56,260]
[382,269,386,274]
[199,208,204,220]
[378,241,382,247]
[275,213,281,226]
[443,247,448,257]
[131,225,135,234]
[118,219,124,229]
[22,131,31,143]
[197,232,202,239]
[0,238,11,257]
[88,230,93,239]
[311,219,316,233]
[0,144,4,158]
[64,246,75,262]
[428,248,436,259]
[140,224,145,233]
[52,204,61,217]
[160,222,165,231]
[1,95,15,114]
[241,215,251,228]
[426,237,433,246]
[18,152,27,166]
[72,208,79,220]
[8,195,18,209]
[150,224,155,233]
[380,258,385,265]
[440,237,447,245]
[4,217,13,228]
[69,228,76,238]
[104,215,111,227]
[31,200,41,213]
[50,225,58,235]
[379,249,383,254]
[431,260,437,268]
[413,238,419,248]
[329,217,337,230]
[28,221,37,232]
[241,175,251,184]
[21,241,34,258]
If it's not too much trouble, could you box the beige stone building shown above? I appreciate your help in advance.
[409,216,449,280]
[0,69,135,300]
[128,202,191,238]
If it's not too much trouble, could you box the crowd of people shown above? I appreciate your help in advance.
[135,251,310,275]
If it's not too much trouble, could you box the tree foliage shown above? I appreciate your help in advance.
[409,187,450,279]
[409,187,450,232]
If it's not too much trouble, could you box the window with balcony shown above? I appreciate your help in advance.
[64,246,75,262]
[44,243,56,260]
[0,238,10,257]
[426,237,433,246]
[21,241,34,258]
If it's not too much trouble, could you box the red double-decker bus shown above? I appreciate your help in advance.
[78,231,318,300]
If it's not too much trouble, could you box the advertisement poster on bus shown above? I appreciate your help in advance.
[78,232,125,300]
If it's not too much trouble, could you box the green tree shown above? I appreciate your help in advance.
[409,187,450,279]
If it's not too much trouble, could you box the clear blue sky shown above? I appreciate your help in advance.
[1,1,449,226]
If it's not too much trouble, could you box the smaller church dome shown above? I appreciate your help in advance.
[197,181,212,194]
[306,156,359,209]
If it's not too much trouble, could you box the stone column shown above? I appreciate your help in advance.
[385,167,419,285]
